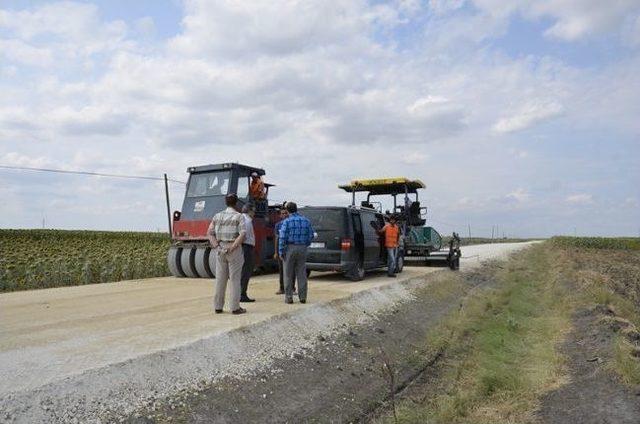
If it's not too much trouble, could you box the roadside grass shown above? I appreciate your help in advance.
[558,246,640,386]
[378,244,572,424]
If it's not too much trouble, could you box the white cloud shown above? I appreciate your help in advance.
[566,194,594,204]
[0,39,53,67]
[400,152,430,165]
[493,101,564,133]
[505,188,530,203]
[471,0,640,41]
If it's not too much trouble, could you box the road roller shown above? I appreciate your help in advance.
[167,163,280,278]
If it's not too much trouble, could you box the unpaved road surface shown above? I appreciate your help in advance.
[538,308,640,423]
[0,242,536,423]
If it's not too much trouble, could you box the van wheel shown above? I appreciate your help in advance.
[306,269,311,278]
[396,255,404,273]
[348,261,365,281]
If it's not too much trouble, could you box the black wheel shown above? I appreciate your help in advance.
[347,261,365,281]
[194,247,214,278]
[396,254,404,273]
[167,246,185,277]
[306,269,312,278]
[180,247,199,278]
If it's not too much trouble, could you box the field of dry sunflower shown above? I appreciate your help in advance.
[0,229,171,292]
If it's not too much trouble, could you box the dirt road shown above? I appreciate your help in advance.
[0,242,535,423]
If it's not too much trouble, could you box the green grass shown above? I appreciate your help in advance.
[0,229,171,292]
[550,236,640,250]
[381,245,571,424]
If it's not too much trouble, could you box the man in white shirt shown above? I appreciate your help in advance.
[240,204,256,302]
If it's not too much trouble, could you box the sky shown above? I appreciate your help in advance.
[0,0,638,238]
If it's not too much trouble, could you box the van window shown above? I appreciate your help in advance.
[300,209,346,236]
[361,211,379,238]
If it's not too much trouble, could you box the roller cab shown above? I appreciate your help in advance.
[167,163,280,278]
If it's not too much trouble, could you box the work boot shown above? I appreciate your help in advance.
[285,298,294,304]
[232,307,247,315]
[240,296,255,303]
[387,274,396,278]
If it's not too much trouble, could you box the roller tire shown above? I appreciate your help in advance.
[167,246,185,277]
[180,247,199,278]
[194,247,214,278]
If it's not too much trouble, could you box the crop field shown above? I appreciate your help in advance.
[550,236,640,250]
[0,229,171,292]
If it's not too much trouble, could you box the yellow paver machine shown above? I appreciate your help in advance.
[339,177,461,270]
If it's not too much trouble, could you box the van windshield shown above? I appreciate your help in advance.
[300,209,346,234]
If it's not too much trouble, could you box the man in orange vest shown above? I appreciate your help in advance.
[378,215,400,278]
[249,172,266,200]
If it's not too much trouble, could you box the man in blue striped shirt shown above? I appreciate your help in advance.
[278,202,314,304]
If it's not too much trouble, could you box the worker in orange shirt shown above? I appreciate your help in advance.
[249,172,266,200]
[378,215,400,278]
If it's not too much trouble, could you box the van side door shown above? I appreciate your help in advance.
[350,210,364,266]
[361,210,381,268]
[375,213,387,265]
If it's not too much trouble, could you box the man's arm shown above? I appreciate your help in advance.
[207,219,219,248]
[377,223,388,235]
[306,220,315,246]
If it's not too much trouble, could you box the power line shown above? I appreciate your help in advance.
[0,164,186,184]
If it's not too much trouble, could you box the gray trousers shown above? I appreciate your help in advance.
[214,242,244,311]
[387,247,398,276]
[283,244,308,301]
[240,244,254,297]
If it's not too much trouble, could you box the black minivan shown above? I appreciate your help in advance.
[299,206,404,281]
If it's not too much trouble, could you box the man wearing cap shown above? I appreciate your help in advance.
[207,194,247,315]
[249,172,266,200]
[240,204,256,303]
[378,215,400,278]
[278,202,314,304]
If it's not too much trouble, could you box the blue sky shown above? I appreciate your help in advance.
[0,0,638,237]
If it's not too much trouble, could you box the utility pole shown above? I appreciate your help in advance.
[164,173,172,237]
[468,223,471,238]
[491,225,494,241]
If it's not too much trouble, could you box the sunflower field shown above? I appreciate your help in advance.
[0,229,171,292]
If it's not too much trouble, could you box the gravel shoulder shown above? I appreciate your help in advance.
[129,264,502,424]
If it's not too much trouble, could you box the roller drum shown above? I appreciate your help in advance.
[194,246,214,278]
[180,247,199,278]
[167,246,185,277]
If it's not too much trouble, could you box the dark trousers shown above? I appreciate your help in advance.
[278,257,296,292]
[241,244,254,297]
